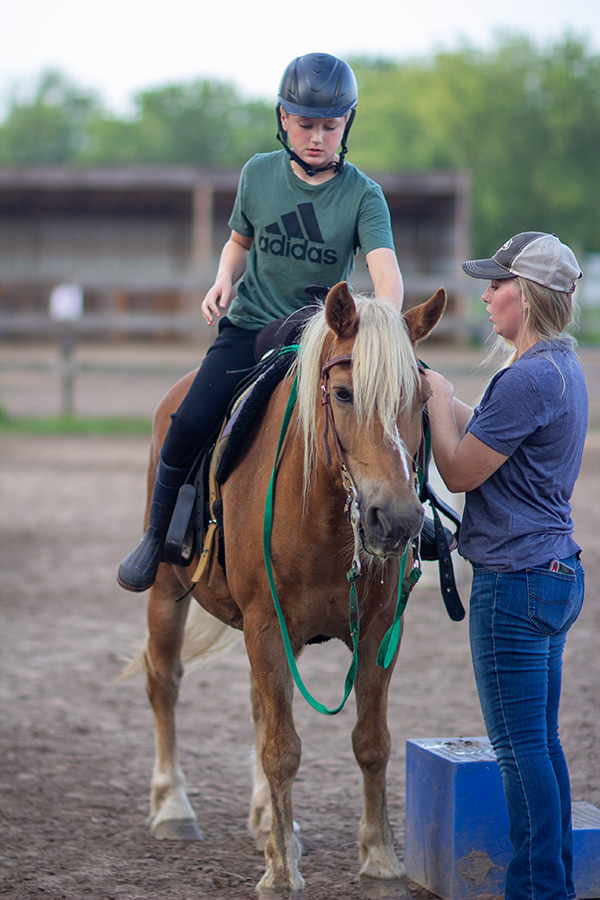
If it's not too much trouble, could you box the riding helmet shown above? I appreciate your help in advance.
[276,52,358,175]
[277,52,358,118]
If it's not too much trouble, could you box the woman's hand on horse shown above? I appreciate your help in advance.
[425,370,474,435]
[425,369,454,401]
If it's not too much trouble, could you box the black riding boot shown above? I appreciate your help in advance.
[117,454,188,592]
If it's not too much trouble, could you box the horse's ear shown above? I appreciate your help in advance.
[403,288,447,345]
[325,282,358,339]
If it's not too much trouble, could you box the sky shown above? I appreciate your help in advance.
[0,0,598,116]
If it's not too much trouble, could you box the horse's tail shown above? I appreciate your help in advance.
[180,602,243,671]
[114,602,242,683]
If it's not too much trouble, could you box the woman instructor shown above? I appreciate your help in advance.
[426,231,587,900]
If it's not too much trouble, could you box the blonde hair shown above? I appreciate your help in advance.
[518,277,577,341]
[483,276,579,370]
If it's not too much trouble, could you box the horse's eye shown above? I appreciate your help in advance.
[334,388,353,405]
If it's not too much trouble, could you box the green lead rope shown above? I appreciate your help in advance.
[263,373,361,715]
[376,555,420,669]
[262,350,425,715]
[375,359,432,670]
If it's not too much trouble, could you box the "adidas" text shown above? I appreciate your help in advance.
[258,235,338,265]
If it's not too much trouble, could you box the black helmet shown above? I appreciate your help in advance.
[276,52,358,177]
[277,52,358,118]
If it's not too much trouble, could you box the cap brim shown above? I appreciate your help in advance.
[462,259,515,280]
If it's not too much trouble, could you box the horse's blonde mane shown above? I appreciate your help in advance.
[293,295,420,498]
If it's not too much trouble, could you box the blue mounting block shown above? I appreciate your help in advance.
[405,736,600,900]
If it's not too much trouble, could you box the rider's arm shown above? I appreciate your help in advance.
[201,231,254,326]
[365,247,404,311]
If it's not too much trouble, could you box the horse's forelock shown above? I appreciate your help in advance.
[352,296,419,439]
[294,304,328,498]
[295,296,420,500]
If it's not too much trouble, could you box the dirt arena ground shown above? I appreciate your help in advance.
[1,338,599,900]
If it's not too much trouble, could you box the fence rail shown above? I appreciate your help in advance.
[2,313,597,423]
[0,312,207,338]
[0,309,474,339]
[0,314,211,416]
[0,311,481,418]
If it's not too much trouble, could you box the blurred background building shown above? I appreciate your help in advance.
[0,166,470,340]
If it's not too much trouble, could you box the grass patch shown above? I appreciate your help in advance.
[0,408,152,437]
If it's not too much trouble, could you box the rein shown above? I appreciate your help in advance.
[263,351,426,716]
[263,372,357,716]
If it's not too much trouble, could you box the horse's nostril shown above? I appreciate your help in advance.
[367,506,391,537]
[366,504,424,547]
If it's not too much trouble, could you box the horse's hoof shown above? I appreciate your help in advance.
[257,889,306,900]
[257,876,306,898]
[359,876,411,900]
[153,818,204,841]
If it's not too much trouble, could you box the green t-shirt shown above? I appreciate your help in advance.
[227,150,396,329]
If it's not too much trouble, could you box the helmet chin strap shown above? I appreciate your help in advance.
[276,108,355,178]
[275,132,339,176]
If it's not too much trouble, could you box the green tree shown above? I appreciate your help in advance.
[2,38,599,257]
[84,80,275,166]
[348,36,600,257]
[0,69,100,163]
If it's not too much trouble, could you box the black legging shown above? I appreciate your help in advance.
[161,318,260,469]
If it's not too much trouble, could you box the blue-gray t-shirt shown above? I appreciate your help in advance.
[459,340,588,572]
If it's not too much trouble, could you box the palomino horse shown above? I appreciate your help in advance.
[128,282,446,894]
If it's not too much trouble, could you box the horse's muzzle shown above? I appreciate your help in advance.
[361,501,424,559]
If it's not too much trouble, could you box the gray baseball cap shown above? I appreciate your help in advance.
[462,232,582,293]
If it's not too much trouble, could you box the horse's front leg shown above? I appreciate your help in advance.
[249,669,305,858]
[353,622,405,882]
[146,566,202,840]
[245,620,304,893]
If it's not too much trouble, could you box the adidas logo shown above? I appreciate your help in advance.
[259,202,338,265]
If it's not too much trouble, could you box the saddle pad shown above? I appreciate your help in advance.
[215,350,295,485]
[173,349,296,574]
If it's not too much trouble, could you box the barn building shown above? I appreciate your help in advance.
[0,166,470,338]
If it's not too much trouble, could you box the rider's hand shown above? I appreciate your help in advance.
[201,232,251,326]
[201,281,232,327]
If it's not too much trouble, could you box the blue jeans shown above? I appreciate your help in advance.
[469,554,585,900]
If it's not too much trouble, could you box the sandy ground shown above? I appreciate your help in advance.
[1,338,599,900]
